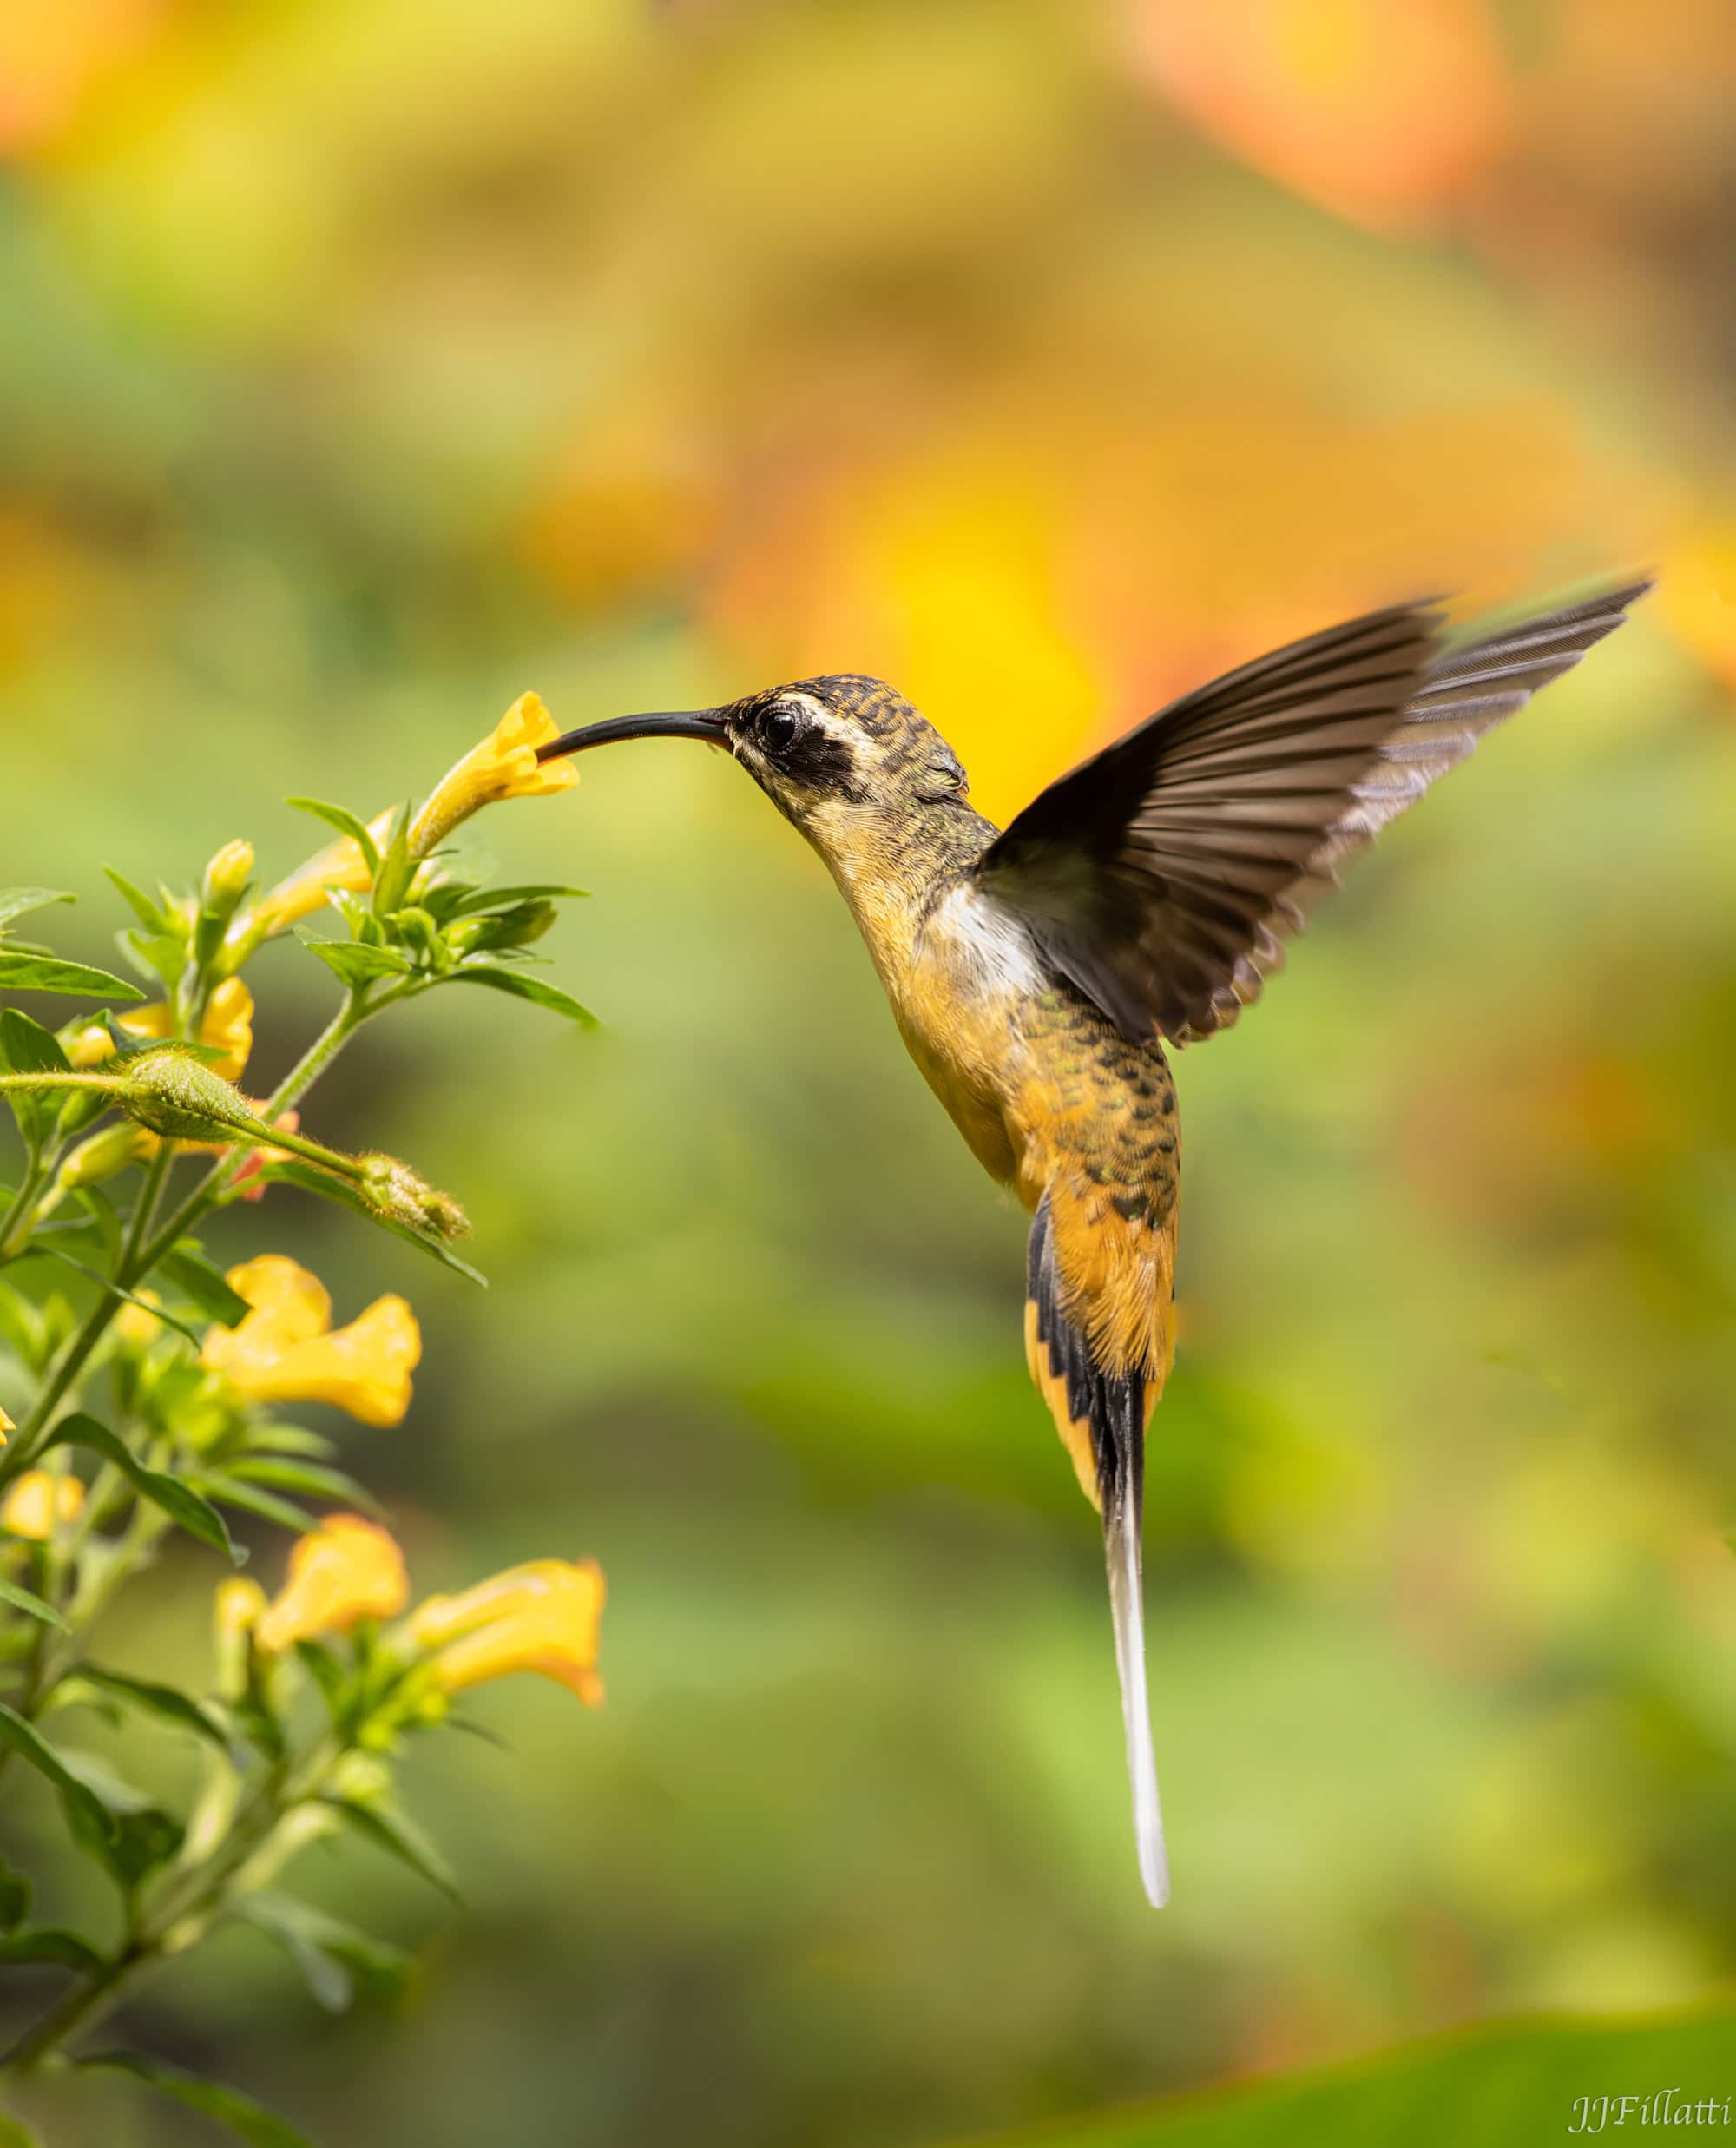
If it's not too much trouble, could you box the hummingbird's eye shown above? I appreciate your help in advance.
[759,704,805,754]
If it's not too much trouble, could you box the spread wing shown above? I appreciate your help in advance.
[973,581,1651,1044]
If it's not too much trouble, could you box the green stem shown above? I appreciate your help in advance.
[2,1946,139,2071]
[0,1073,121,1098]
[133,991,377,1275]
[0,1143,45,1259]
[0,993,372,1486]
[119,1143,173,1274]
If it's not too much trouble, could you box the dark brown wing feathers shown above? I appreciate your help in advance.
[975,581,1651,1044]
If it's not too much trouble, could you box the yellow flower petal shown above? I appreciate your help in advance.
[216,1255,332,1348]
[411,1558,605,1705]
[0,1404,14,1441]
[89,977,257,1087]
[406,692,577,858]
[242,818,391,943]
[257,1516,409,1651]
[3,1469,84,1540]
[202,1260,420,1427]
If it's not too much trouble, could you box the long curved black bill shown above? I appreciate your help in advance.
[536,709,727,762]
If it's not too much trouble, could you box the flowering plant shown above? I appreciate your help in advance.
[0,697,602,2144]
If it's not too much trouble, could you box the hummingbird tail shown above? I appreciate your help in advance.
[1024,1190,1171,1908]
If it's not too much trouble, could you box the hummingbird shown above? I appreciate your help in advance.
[537,578,1649,1907]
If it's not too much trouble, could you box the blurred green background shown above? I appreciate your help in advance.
[3,1,1734,2143]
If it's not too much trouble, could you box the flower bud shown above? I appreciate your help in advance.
[117,1047,269,1146]
[57,1119,150,1190]
[201,838,256,919]
[357,1153,470,1242]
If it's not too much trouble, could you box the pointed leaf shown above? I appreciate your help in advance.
[229,1458,385,1518]
[80,2053,314,2148]
[324,1796,460,1901]
[156,1242,250,1328]
[448,965,596,1025]
[0,1579,68,1632]
[47,1413,240,1564]
[0,891,75,932]
[30,1249,207,1348]
[0,952,144,1003]
[295,937,412,989]
[0,1927,105,1972]
[102,869,166,932]
[191,1473,317,1535]
[0,1009,71,1147]
[371,802,415,919]
[283,798,380,874]
[238,1894,413,2011]
[0,1703,116,1847]
[69,1667,231,1751]
[447,883,589,916]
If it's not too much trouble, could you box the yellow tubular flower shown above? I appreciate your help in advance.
[201,1255,420,1427]
[0,1405,13,1442]
[405,692,576,858]
[242,815,392,943]
[411,1558,606,1705]
[256,1516,409,1651]
[3,1470,84,1540]
[231,690,570,951]
[69,978,256,1087]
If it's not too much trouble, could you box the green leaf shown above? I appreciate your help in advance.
[102,1805,185,1889]
[447,882,589,916]
[69,1667,232,1751]
[238,1893,413,2012]
[372,801,415,918]
[0,1579,68,1632]
[157,1242,250,1328]
[283,797,381,874]
[0,890,75,933]
[0,2113,44,2147]
[228,1457,385,1518]
[116,927,185,989]
[0,1010,71,1149]
[30,1248,207,1349]
[957,1998,1736,2148]
[0,1855,30,1929]
[191,1473,316,1535]
[296,936,412,989]
[324,1796,460,1901]
[0,1703,116,1847]
[102,868,166,932]
[0,952,144,1003]
[47,1413,240,1565]
[448,965,596,1026]
[255,1159,487,1286]
[0,1927,105,1972]
[292,1640,352,1730]
[246,1425,336,1459]
[80,2053,315,2148]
